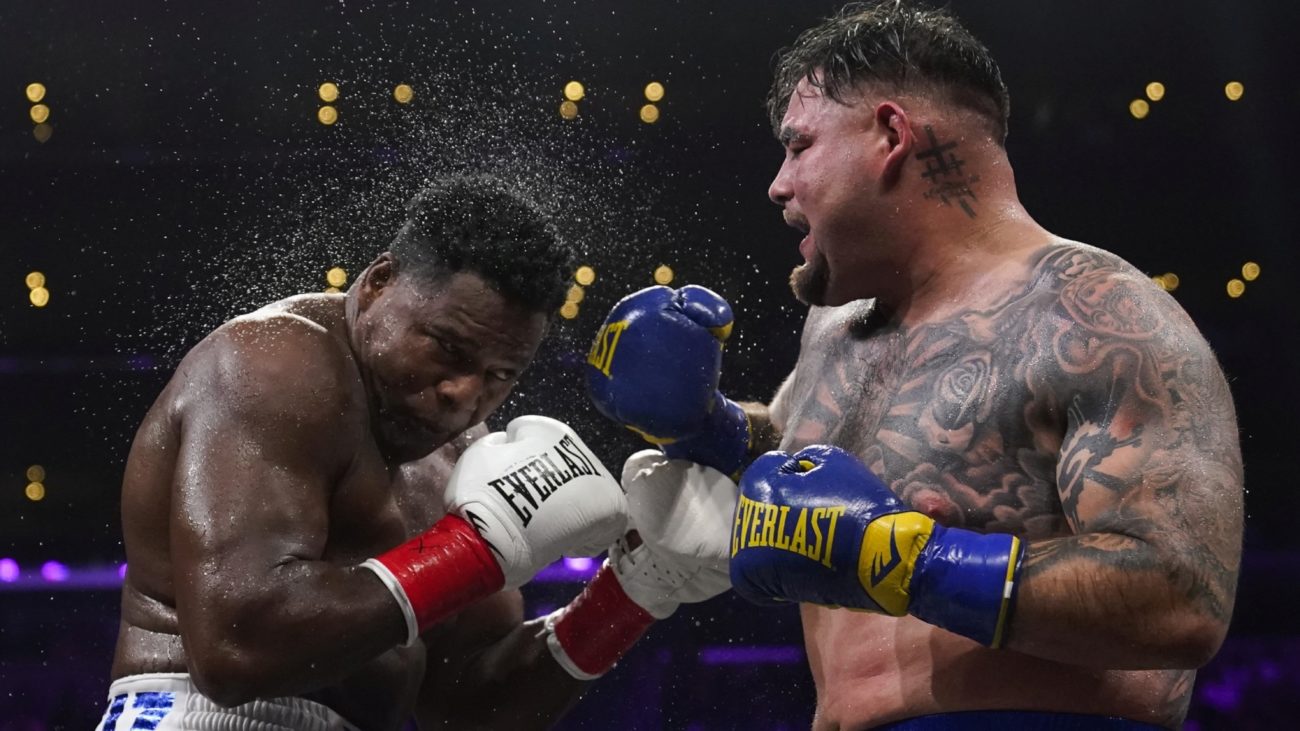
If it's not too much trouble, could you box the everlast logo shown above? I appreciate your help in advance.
[731,494,845,569]
[487,435,602,526]
[586,319,629,377]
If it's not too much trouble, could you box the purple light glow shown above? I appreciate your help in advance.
[40,561,69,583]
[119,563,129,579]
[698,644,806,665]
[563,557,595,572]
[0,558,18,583]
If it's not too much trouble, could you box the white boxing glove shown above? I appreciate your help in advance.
[611,450,736,618]
[446,415,628,590]
[363,415,627,647]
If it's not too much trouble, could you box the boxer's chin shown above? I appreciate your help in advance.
[790,256,829,307]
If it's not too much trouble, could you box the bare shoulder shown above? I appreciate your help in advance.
[172,299,363,441]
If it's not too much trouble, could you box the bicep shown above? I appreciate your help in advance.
[168,331,356,633]
[1051,312,1243,618]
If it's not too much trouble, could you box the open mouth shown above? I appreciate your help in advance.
[783,212,814,261]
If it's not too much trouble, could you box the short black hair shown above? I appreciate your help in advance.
[390,175,574,313]
[768,1,1010,145]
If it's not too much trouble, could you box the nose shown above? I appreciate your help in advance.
[433,371,485,417]
[768,159,793,206]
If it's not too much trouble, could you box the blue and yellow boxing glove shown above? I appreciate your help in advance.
[585,285,750,477]
[730,446,1023,648]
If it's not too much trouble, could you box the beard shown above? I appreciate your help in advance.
[790,250,830,306]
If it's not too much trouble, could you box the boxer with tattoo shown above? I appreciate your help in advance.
[586,3,1243,729]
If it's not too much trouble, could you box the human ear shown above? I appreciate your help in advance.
[874,102,914,188]
[358,253,395,310]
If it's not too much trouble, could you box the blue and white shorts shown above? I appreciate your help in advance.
[96,673,360,731]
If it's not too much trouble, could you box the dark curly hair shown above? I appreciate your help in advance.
[768,1,1010,145]
[390,175,574,313]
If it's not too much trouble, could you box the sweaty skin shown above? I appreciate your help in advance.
[113,272,588,730]
[763,243,1241,730]
[753,75,1243,730]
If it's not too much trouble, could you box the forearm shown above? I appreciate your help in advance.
[1003,532,1234,669]
[737,401,782,459]
[187,562,408,703]
[420,619,589,731]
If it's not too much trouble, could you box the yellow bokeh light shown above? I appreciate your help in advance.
[32,123,52,143]
[29,104,50,124]
[393,84,414,104]
[653,264,674,285]
[324,286,340,294]
[1161,273,1180,291]
[26,82,46,103]
[566,284,585,304]
[25,482,45,501]
[1242,262,1260,281]
[1226,279,1246,298]
[564,81,585,102]
[640,104,661,124]
[319,82,339,102]
[326,267,348,288]
[29,287,50,307]
[1145,82,1165,102]
[26,465,45,482]
[25,271,45,290]
[1128,99,1150,120]
[1224,81,1244,101]
[318,105,338,125]
[1151,276,1168,291]
[644,82,665,102]
[559,301,580,319]
[574,266,596,286]
[559,100,579,120]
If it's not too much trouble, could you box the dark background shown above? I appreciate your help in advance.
[1,1,1297,728]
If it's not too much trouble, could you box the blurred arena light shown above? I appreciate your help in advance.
[563,80,585,102]
[25,271,45,290]
[318,82,339,102]
[1227,279,1246,298]
[318,105,338,126]
[0,558,18,583]
[644,81,665,102]
[1225,81,1244,101]
[640,103,660,124]
[1145,82,1165,102]
[1129,99,1150,120]
[26,465,45,482]
[29,103,50,124]
[25,82,45,103]
[393,83,414,104]
[29,286,50,308]
[559,100,578,120]
[566,284,585,304]
[326,267,348,288]
[653,264,674,285]
[25,482,45,501]
[574,266,596,286]
[559,301,580,319]
[40,561,69,583]
[1242,262,1260,281]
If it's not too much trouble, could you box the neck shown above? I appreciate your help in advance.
[872,199,1048,325]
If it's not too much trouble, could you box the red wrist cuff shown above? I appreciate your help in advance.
[551,562,655,678]
[371,514,505,637]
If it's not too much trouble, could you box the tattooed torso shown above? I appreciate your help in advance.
[778,242,1228,729]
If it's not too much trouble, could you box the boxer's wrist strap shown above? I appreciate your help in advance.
[363,514,505,648]
[662,392,751,479]
[545,561,656,679]
[909,525,1024,648]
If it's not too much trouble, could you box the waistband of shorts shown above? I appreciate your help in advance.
[108,672,195,698]
[873,710,1171,730]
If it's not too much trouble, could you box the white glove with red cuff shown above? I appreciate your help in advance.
[544,450,736,679]
[362,416,627,646]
